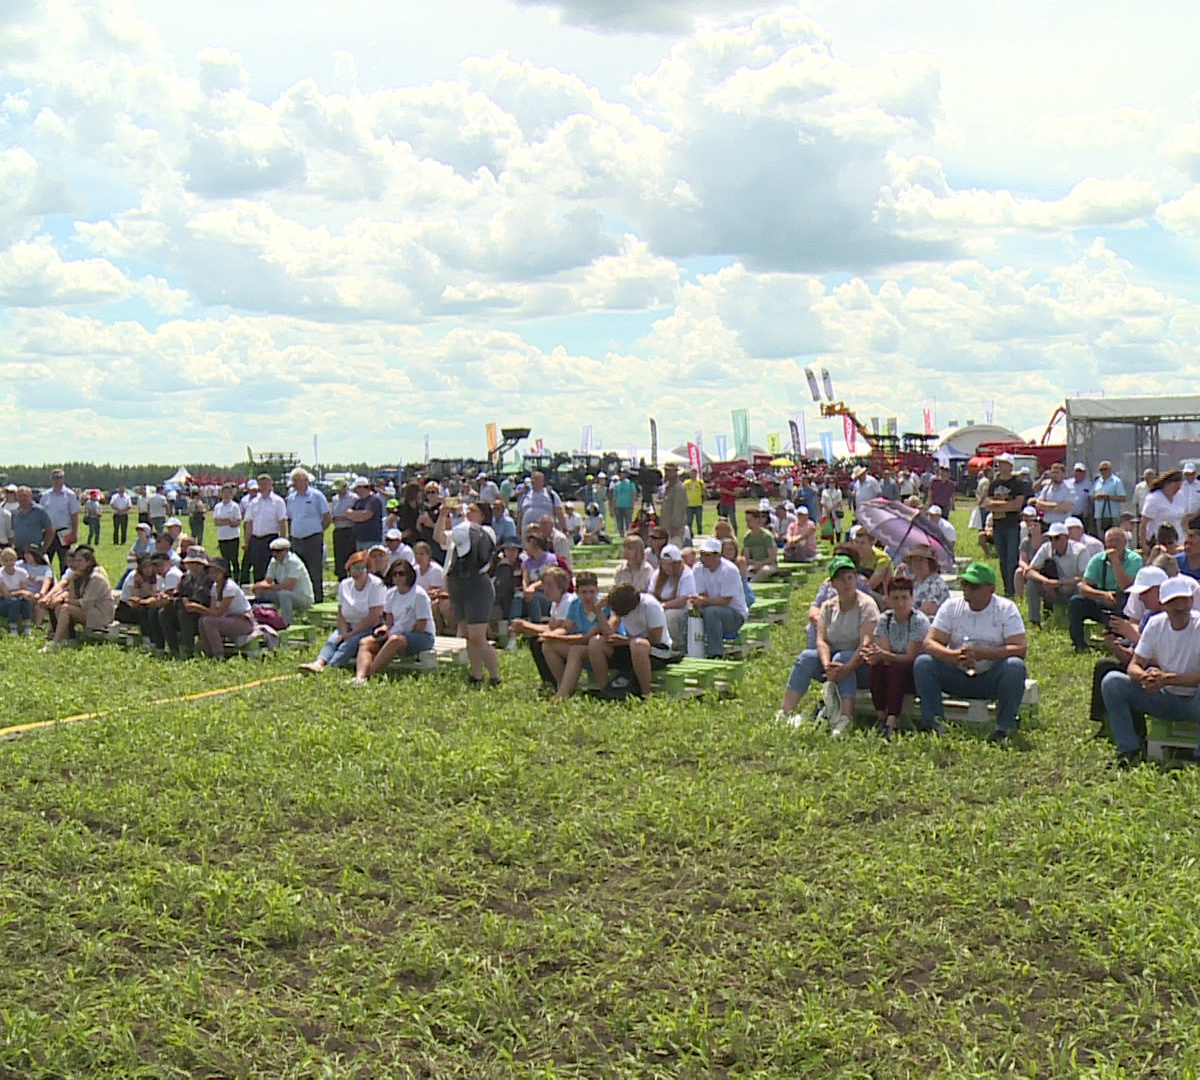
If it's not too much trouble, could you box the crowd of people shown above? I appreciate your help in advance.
[8,453,1200,767]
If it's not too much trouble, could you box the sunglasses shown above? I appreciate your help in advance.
[348,565,366,574]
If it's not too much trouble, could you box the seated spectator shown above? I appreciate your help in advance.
[1101,576,1200,768]
[900,543,948,617]
[250,538,314,626]
[1177,529,1200,580]
[543,570,607,700]
[0,546,32,634]
[613,534,653,594]
[298,551,385,673]
[782,507,818,562]
[353,558,435,684]
[520,531,561,622]
[848,525,891,602]
[679,546,697,569]
[1149,523,1181,560]
[183,557,254,659]
[43,546,114,652]
[1014,509,1044,596]
[366,544,391,582]
[512,567,576,689]
[1066,517,1102,559]
[1069,527,1143,652]
[131,522,154,558]
[742,510,778,582]
[913,561,1028,742]
[688,538,748,657]
[778,555,879,734]
[1023,522,1088,629]
[491,499,518,545]
[926,504,956,556]
[162,547,212,658]
[1088,565,1165,740]
[537,514,573,572]
[650,544,696,647]
[413,540,451,634]
[1140,470,1186,551]
[18,544,55,629]
[383,528,416,566]
[563,501,583,544]
[719,537,756,610]
[581,502,608,544]
[866,576,931,740]
[586,583,674,700]
[712,518,737,544]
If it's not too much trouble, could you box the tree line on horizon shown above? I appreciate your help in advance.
[0,462,378,490]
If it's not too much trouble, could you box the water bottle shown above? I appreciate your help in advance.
[962,634,976,676]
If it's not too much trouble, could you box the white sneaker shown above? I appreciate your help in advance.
[830,714,850,737]
[350,676,367,687]
[773,709,803,729]
[40,641,60,654]
[504,637,518,651]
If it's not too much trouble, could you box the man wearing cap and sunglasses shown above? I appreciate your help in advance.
[914,560,1029,743]
[1101,576,1200,768]
[1023,522,1088,629]
[984,454,1031,598]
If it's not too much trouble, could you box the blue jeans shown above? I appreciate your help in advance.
[614,506,633,535]
[700,605,744,657]
[913,654,1028,732]
[0,596,31,628]
[686,505,703,536]
[390,629,435,655]
[993,527,1020,596]
[1101,671,1200,755]
[786,648,869,697]
[317,627,375,668]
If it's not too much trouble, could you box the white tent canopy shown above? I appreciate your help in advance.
[665,443,714,467]
[163,466,192,487]
[933,424,1023,461]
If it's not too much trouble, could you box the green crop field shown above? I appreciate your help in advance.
[3,504,1199,1078]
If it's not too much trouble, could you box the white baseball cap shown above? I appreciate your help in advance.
[1065,517,1084,530]
[1047,522,1068,537]
[1128,566,1168,595]
[1160,577,1193,604]
[699,538,722,554]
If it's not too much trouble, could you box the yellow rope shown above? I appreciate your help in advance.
[0,674,297,741]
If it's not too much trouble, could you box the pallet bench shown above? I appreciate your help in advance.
[847,679,1041,730]
[1146,718,1200,762]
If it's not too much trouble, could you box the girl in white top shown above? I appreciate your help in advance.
[1141,471,1188,550]
[613,535,653,593]
[0,547,32,633]
[650,543,697,647]
[184,557,254,658]
[19,543,55,628]
[300,551,386,673]
[354,559,436,682]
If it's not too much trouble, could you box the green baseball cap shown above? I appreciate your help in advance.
[959,561,997,586]
[827,555,858,579]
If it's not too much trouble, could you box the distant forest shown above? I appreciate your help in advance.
[0,462,377,490]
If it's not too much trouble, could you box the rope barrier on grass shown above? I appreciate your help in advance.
[0,674,297,742]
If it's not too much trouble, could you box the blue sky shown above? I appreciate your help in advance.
[2,0,1200,465]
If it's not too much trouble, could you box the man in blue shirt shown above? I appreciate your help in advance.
[39,469,80,572]
[12,486,54,553]
[345,476,385,551]
[1068,462,1093,536]
[286,468,332,603]
[1090,460,1126,535]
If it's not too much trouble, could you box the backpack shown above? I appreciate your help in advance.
[450,524,495,577]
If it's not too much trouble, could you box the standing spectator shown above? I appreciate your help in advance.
[0,494,12,549]
[683,468,706,537]
[1091,460,1126,535]
[820,476,845,543]
[39,469,80,574]
[146,485,168,534]
[242,473,287,583]
[187,487,207,545]
[345,476,385,553]
[1068,463,1093,535]
[518,471,566,536]
[212,483,243,580]
[13,488,55,558]
[880,470,900,502]
[110,485,132,545]
[329,478,356,581]
[984,454,1031,598]
[286,467,331,604]
[185,557,255,659]
[927,465,956,515]
[1131,467,1155,525]
[612,470,637,535]
[1140,470,1187,550]
[83,491,102,546]
[435,514,500,687]
[715,472,738,532]
[659,463,687,547]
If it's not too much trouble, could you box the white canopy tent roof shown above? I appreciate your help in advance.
[163,466,192,487]
[664,443,714,467]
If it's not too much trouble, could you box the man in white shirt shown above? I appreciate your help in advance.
[250,537,314,625]
[212,483,243,580]
[687,536,749,657]
[587,583,673,699]
[913,560,1029,743]
[1066,517,1103,561]
[146,485,168,533]
[39,468,80,572]
[1102,577,1200,768]
[242,474,288,583]
[926,504,956,557]
[1024,522,1089,628]
[110,485,132,545]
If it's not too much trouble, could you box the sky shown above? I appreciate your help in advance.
[2,0,1200,465]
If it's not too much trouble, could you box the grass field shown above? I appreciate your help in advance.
[4,505,1200,1078]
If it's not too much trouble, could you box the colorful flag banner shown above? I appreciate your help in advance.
[715,434,728,461]
[486,423,498,452]
[804,368,820,402]
[649,417,658,466]
[423,434,430,463]
[843,415,857,454]
[687,442,702,471]
[922,398,936,436]
[887,417,898,436]
[534,438,544,453]
[767,432,781,454]
[732,409,750,459]
[790,412,807,456]
[819,432,835,463]
[581,425,592,453]
[983,400,995,424]
[870,417,879,435]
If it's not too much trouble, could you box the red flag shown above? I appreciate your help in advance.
[687,442,702,471]
[843,415,856,454]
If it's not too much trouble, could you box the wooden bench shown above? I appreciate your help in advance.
[748,597,789,624]
[1146,718,1200,762]
[848,679,1041,730]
